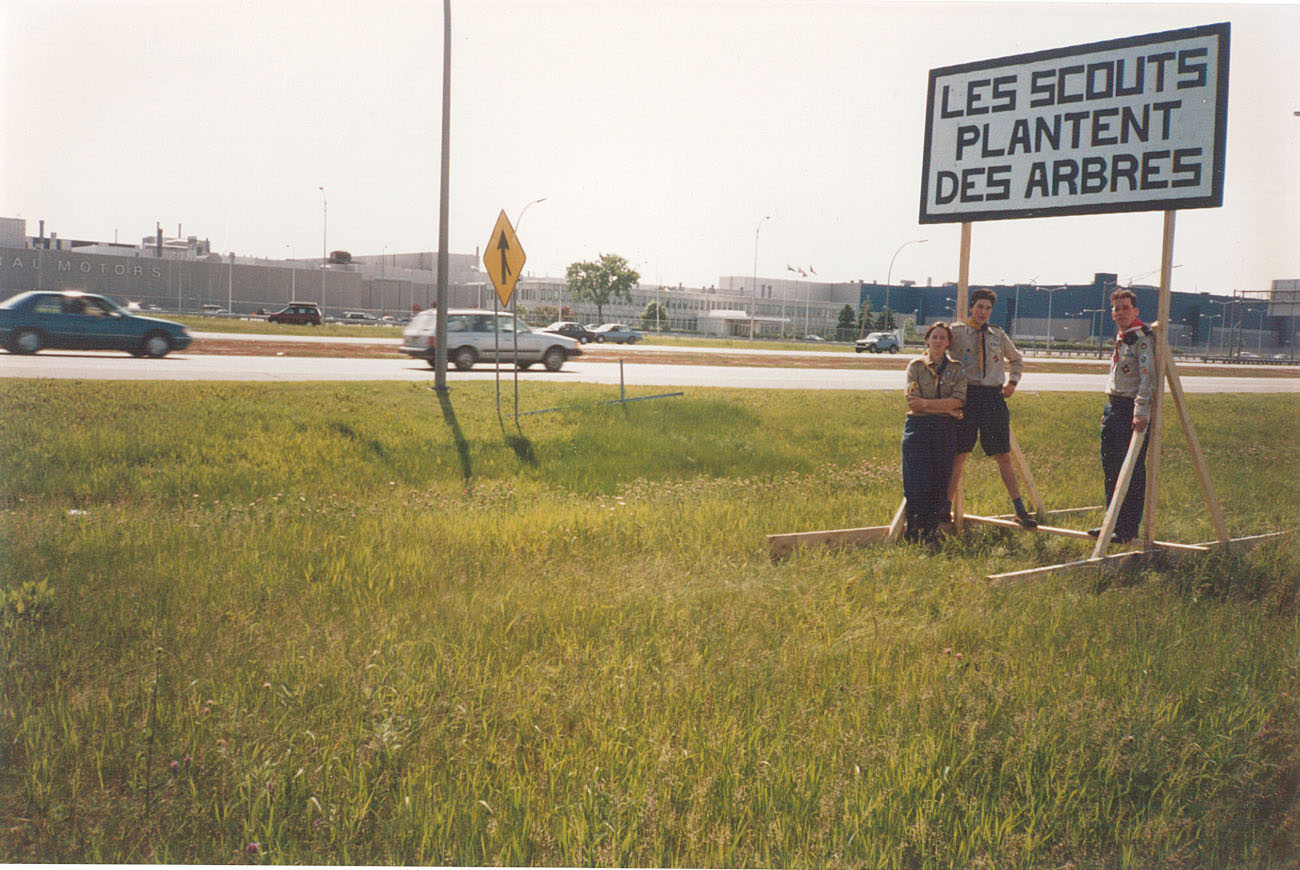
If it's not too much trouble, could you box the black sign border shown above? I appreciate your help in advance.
[918,22,1230,225]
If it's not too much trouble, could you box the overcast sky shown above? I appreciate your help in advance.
[3,0,1297,294]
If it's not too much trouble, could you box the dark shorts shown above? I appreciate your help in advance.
[956,385,1011,456]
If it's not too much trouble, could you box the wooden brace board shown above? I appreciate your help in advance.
[986,530,1295,583]
[766,525,891,561]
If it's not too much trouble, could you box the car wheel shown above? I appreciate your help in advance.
[10,329,42,355]
[517,361,534,371]
[452,347,477,371]
[543,347,565,372]
[627,336,638,344]
[889,345,899,354]
[142,332,172,358]
[854,347,864,353]
[426,358,438,369]
[595,335,605,343]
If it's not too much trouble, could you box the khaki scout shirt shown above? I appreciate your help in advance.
[905,353,967,416]
[1107,321,1156,416]
[950,321,1024,387]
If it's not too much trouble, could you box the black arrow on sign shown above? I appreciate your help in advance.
[497,230,512,281]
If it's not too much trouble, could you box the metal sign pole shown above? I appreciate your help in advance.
[494,293,501,419]
[512,294,520,425]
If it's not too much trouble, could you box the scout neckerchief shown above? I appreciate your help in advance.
[925,354,950,399]
[1112,319,1148,363]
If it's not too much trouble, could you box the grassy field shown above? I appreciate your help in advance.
[1,380,1297,866]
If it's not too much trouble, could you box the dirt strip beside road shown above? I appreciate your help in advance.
[187,338,1299,378]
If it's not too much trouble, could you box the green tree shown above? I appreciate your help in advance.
[530,304,561,326]
[565,254,640,324]
[641,300,668,331]
[835,304,857,341]
[874,308,896,330]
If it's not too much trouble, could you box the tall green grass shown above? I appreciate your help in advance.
[1,381,1297,866]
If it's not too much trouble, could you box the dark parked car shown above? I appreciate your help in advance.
[0,290,192,357]
[267,303,323,326]
[542,321,596,343]
[590,323,642,344]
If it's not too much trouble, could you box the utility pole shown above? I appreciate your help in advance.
[433,0,452,391]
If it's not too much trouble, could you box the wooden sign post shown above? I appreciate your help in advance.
[765,23,1288,571]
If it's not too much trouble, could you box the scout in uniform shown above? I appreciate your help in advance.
[1090,287,1155,544]
[947,288,1037,528]
[902,321,968,542]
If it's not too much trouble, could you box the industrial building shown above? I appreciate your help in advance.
[1,216,1292,356]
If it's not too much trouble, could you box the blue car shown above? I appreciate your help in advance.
[590,323,642,344]
[0,290,192,358]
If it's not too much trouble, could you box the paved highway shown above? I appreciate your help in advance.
[3,350,1299,394]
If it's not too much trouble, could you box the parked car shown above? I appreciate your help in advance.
[590,323,642,344]
[0,290,192,358]
[200,304,227,315]
[542,321,596,343]
[803,334,826,342]
[401,308,582,371]
[267,303,322,326]
[341,311,379,323]
[855,331,901,353]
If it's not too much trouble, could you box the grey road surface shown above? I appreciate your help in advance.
[3,351,1299,394]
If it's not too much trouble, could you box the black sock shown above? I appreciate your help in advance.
[1013,497,1028,515]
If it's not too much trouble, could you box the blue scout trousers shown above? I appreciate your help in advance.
[1101,395,1150,540]
[902,415,958,537]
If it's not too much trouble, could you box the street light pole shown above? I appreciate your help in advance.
[885,238,927,316]
[286,245,296,303]
[1211,298,1232,357]
[1046,286,1054,354]
[516,197,547,230]
[318,186,327,316]
[1082,308,1104,355]
[749,215,770,340]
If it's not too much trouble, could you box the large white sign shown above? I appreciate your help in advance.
[920,23,1229,224]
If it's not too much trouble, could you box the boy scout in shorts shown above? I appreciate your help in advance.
[947,288,1038,528]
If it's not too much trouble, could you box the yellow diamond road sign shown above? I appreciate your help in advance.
[483,210,526,307]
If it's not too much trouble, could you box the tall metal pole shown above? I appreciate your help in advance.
[1046,286,1054,355]
[319,187,327,316]
[749,215,769,340]
[433,0,452,391]
[885,238,927,317]
[516,197,546,230]
[287,245,296,303]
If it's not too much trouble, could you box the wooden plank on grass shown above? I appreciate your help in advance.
[968,513,1210,550]
[988,530,1294,583]
[988,550,1155,583]
[766,525,891,561]
[1207,530,1294,554]
[963,514,1096,540]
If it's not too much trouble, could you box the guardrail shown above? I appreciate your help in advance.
[1197,355,1297,366]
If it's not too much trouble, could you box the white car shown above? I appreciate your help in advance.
[401,308,582,371]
